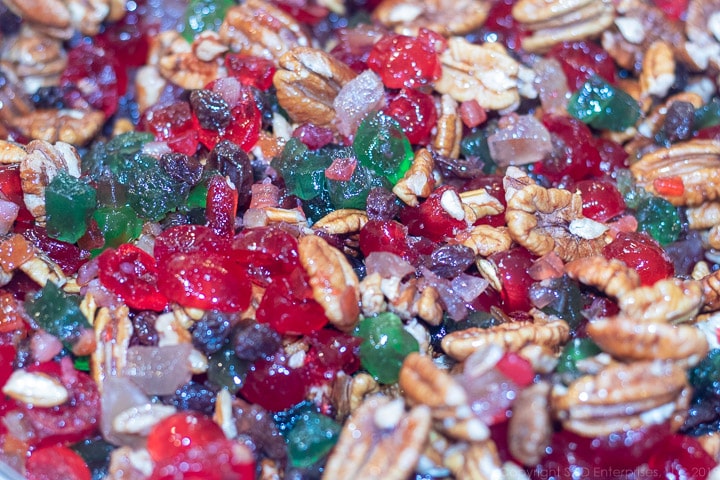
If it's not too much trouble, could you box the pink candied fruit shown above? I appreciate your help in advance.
[206,175,238,238]
[150,439,255,480]
[154,224,231,266]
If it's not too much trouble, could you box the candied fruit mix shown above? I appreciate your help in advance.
[4,0,720,479]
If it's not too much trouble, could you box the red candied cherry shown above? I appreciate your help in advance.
[481,0,528,51]
[547,40,616,91]
[60,43,127,118]
[403,185,468,242]
[536,114,599,183]
[95,9,150,68]
[461,174,506,227]
[589,136,629,177]
[696,124,720,140]
[647,434,715,480]
[98,244,168,311]
[17,223,90,275]
[602,231,674,286]
[653,0,688,20]
[489,246,536,313]
[26,445,91,480]
[225,53,276,91]
[193,77,261,152]
[22,358,101,447]
[232,226,300,286]
[157,251,251,312]
[0,344,15,389]
[494,352,534,387]
[304,329,362,385]
[367,29,446,89]
[206,175,238,238]
[146,411,226,463]
[150,438,255,480]
[359,219,413,260]
[154,224,231,266]
[274,0,329,25]
[383,88,437,145]
[255,270,328,335]
[573,179,626,222]
[330,25,384,73]
[240,349,309,412]
[139,100,199,155]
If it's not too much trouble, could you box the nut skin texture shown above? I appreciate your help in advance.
[508,381,552,467]
[618,278,704,325]
[9,110,105,147]
[299,234,360,332]
[274,47,357,128]
[565,256,641,299]
[313,209,369,235]
[372,0,490,36]
[432,95,463,159]
[458,225,512,257]
[399,353,467,410]
[639,41,676,99]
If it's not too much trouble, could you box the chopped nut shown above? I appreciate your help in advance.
[332,371,380,421]
[508,381,552,466]
[158,48,220,90]
[619,278,704,324]
[458,225,512,257]
[640,41,676,98]
[565,256,641,299]
[8,108,105,146]
[313,209,369,235]
[299,234,360,331]
[274,47,357,128]
[134,66,167,114]
[2,0,73,39]
[107,447,154,479]
[112,404,177,435]
[432,94,463,158]
[359,272,387,316]
[2,26,67,94]
[393,148,436,207]
[434,37,520,112]
[192,31,228,62]
[400,353,468,410]
[372,0,489,36]
[2,370,69,407]
[443,440,504,480]
[688,201,720,230]
[459,188,505,220]
[91,306,133,393]
[0,140,26,164]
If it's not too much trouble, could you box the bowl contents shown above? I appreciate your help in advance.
[2,0,720,478]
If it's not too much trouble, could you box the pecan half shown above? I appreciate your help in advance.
[7,109,105,146]
[393,148,436,207]
[432,94,463,159]
[299,234,360,332]
[1,26,67,94]
[372,0,490,36]
[565,256,641,299]
[274,47,357,128]
[639,41,676,99]
[508,381,552,466]
[618,278,704,324]
[313,209,369,235]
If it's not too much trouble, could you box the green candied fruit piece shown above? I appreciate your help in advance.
[635,196,682,245]
[540,275,585,331]
[25,282,90,348]
[207,346,250,394]
[568,75,641,131]
[92,205,144,252]
[353,112,413,185]
[326,163,389,210]
[183,0,233,42]
[689,349,720,398]
[286,410,341,468]
[556,338,602,381]
[355,312,419,384]
[45,171,96,244]
[271,138,332,201]
[185,182,209,209]
[694,97,720,131]
[459,127,496,174]
[122,155,189,221]
[84,132,155,179]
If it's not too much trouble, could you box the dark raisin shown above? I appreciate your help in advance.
[659,100,694,144]
[429,244,475,278]
[190,311,237,355]
[159,152,204,185]
[0,3,21,36]
[31,86,66,109]
[189,89,231,130]
[164,380,218,415]
[252,87,274,130]
[233,398,288,461]
[160,212,191,229]
[130,311,159,346]
[365,187,400,221]
[207,140,254,208]
[232,322,282,361]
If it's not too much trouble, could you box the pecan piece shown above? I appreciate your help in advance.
[299,234,360,332]
[701,269,720,312]
[685,0,720,70]
[434,38,520,112]
[322,396,432,480]
[2,0,73,39]
[639,41,676,99]
[219,0,311,60]
[393,148,435,207]
[372,0,490,36]
[565,256,641,299]
[2,26,67,94]
[508,381,552,466]
[274,47,357,128]
[7,109,105,146]
[432,94,463,159]
[630,139,720,207]
[458,225,512,257]
[313,209,368,235]
[618,278,704,324]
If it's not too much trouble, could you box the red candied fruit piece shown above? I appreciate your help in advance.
[402,185,467,242]
[194,78,261,152]
[536,114,599,183]
[383,88,437,145]
[489,247,536,313]
[17,224,90,275]
[367,29,446,89]
[653,176,685,197]
[602,231,674,286]
[98,244,168,311]
[206,175,238,238]
[147,411,226,463]
[139,101,199,156]
[305,329,362,385]
[0,166,33,223]
[150,439,255,480]
[225,53,276,91]
[0,344,16,388]
[467,287,503,312]
[481,0,528,51]
[647,434,715,480]
[95,9,150,68]
[232,226,300,286]
[359,219,413,260]
[60,43,127,118]
[154,224,231,266]
[22,358,100,447]
[589,136,629,177]
[653,0,688,21]
[292,123,334,150]
[696,124,720,140]
[461,174,506,227]
[574,179,626,222]
[494,352,534,387]
[325,157,357,181]
[274,0,329,25]
[240,349,308,412]
[26,445,91,480]
[330,25,382,73]
[157,252,251,312]
[255,269,328,335]
[547,40,616,91]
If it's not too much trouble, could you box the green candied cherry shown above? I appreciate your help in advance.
[286,410,341,468]
[207,344,250,394]
[24,281,90,349]
[688,349,720,398]
[694,97,720,130]
[635,196,682,246]
[45,171,97,244]
[556,338,602,382]
[567,75,641,131]
[355,312,419,384]
[183,0,234,42]
[83,131,154,178]
[353,112,413,185]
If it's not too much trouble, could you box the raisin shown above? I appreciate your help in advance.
[190,311,237,355]
[164,381,218,416]
[159,152,204,185]
[659,100,694,144]
[189,89,231,130]
[365,187,401,221]
[429,244,475,278]
[207,140,254,208]
[130,311,159,346]
[31,86,67,109]
[232,322,282,361]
